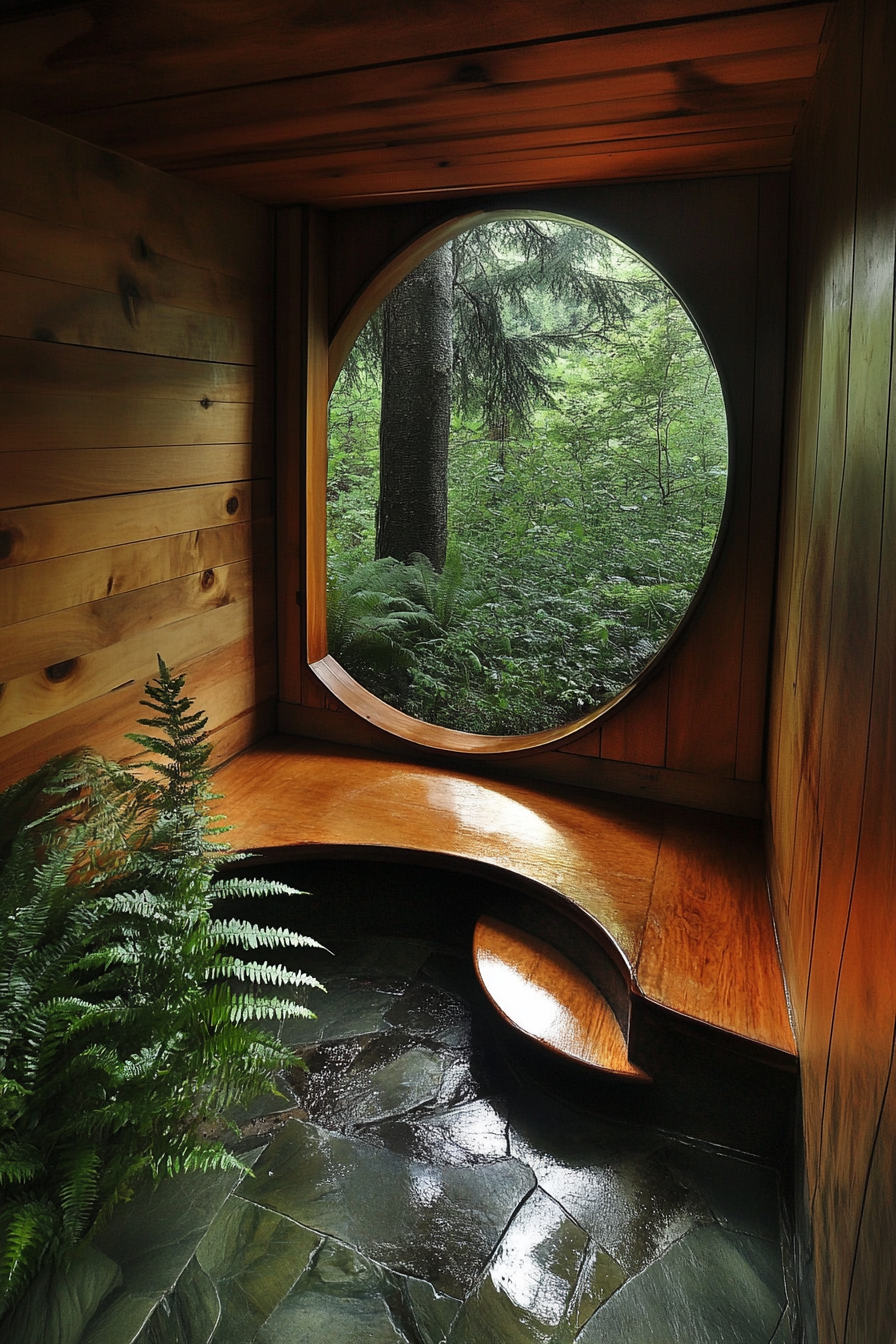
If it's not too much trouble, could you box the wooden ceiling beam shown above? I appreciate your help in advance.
[0,2,832,204]
[0,0,829,114]
[188,130,795,206]
[55,45,821,172]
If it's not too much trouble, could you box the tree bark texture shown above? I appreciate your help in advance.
[376,243,453,569]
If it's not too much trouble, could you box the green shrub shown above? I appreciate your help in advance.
[0,660,323,1316]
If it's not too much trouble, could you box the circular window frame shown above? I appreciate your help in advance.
[312,208,735,756]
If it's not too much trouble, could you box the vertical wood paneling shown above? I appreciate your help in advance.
[0,111,275,787]
[767,1,896,1339]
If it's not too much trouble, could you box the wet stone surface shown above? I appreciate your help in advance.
[32,935,795,1342]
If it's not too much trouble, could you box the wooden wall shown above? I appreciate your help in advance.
[766,0,896,1338]
[281,175,787,818]
[0,111,276,790]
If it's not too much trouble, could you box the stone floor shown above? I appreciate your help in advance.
[12,934,796,1344]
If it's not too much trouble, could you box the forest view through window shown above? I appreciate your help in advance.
[326,218,729,736]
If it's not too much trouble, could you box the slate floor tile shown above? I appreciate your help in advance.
[291,1032,452,1130]
[279,976,401,1045]
[445,1187,589,1343]
[577,1225,787,1344]
[243,1118,536,1297]
[661,1141,782,1242]
[511,1125,711,1275]
[360,1096,509,1166]
[572,1243,628,1334]
[132,1256,220,1344]
[384,980,473,1048]
[195,1195,320,1344]
[16,932,794,1344]
[254,1238,460,1344]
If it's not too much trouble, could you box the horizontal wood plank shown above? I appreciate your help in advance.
[0,336,255,402]
[0,210,259,324]
[0,634,276,790]
[0,559,252,682]
[0,110,269,283]
[192,133,794,205]
[178,104,800,183]
[0,444,267,509]
[0,1,818,114]
[127,74,815,179]
[0,270,254,364]
[0,479,271,567]
[54,9,828,156]
[0,520,259,625]
[0,596,252,737]
[0,392,253,454]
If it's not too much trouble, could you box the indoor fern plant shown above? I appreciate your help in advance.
[0,659,323,1317]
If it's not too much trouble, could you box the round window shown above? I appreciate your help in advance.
[326,217,729,737]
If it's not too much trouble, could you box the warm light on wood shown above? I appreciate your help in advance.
[216,737,796,1058]
[474,915,650,1078]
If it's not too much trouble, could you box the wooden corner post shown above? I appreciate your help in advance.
[275,206,329,711]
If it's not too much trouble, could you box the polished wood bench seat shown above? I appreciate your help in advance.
[216,735,796,1062]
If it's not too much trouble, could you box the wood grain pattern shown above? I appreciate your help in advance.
[0,208,258,323]
[11,3,828,205]
[0,336,254,402]
[0,521,259,626]
[0,391,253,453]
[191,134,796,208]
[0,1,806,114]
[0,560,252,683]
[216,736,794,1055]
[0,480,268,568]
[0,111,268,281]
[0,634,276,791]
[0,111,275,790]
[0,271,254,365]
[0,596,252,737]
[474,915,649,1077]
[0,445,261,509]
[637,816,791,1051]
[766,0,896,1338]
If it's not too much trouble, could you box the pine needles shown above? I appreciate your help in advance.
[0,659,323,1317]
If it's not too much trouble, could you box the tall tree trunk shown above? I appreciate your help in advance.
[376,243,453,569]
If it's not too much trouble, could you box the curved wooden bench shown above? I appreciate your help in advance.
[474,915,651,1079]
[216,736,796,1063]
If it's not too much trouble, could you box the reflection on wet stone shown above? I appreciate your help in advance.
[446,1188,588,1343]
[291,1032,451,1130]
[573,1242,628,1333]
[245,1119,535,1297]
[37,934,793,1344]
[385,981,473,1048]
[361,1097,509,1166]
[511,1124,710,1275]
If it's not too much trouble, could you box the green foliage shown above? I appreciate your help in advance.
[327,220,728,735]
[0,660,323,1316]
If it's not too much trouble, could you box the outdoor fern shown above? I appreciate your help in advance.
[0,659,323,1317]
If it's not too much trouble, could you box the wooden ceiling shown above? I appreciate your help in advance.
[0,1,832,207]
